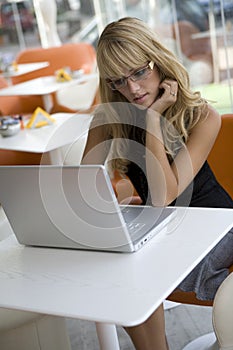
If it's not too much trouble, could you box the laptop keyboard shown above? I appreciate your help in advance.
[126,222,146,236]
[121,206,147,239]
[125,222,148,243]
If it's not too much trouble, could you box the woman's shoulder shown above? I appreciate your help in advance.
[202,104,221,124]
[190,104,221,146]
[195,103,221,133]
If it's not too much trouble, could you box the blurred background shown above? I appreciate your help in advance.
[0,0,233,112]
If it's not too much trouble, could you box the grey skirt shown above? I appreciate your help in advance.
[178,227,233,300]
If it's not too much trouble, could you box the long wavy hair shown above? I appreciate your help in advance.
[94,17,207,175]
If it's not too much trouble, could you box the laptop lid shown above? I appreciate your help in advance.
[0,165,175,252]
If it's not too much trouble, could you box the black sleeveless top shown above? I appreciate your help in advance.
[125,120,233,209]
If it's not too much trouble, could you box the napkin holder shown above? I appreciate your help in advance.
[55,67,72,82]
[55,67,84,82]
[26,107,56,129]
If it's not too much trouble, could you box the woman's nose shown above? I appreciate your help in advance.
[126,79,140,92]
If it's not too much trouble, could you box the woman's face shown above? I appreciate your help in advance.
[108,63,162,108]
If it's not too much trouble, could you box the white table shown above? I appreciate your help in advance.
[0,207,232,350]
[0,62,49,80]
[0,74,98,111]
[0,113,92,164]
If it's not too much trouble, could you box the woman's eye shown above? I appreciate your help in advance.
[133,68,146,79]
[114,78,125,86]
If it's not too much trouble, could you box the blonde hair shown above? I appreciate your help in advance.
[94,17,207,175]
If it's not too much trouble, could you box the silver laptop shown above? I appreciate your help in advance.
[0,165,176,253]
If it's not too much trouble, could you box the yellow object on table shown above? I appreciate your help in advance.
[12,61,18,72]
[55,67,72,82]
[26,107,56,129]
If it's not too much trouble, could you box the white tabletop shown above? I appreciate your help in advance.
[0,207,232,327]
[0,113,92,153]
[0,62,49,78]
[0,74,98,96]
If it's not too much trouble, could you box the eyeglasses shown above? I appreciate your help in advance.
[106,61,154,91]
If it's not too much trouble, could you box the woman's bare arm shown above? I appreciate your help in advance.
[81,123,110,165]
[146,104,221,206]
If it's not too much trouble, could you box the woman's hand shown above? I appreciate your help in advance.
[150,79,178,114]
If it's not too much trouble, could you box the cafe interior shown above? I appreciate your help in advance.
[0,0,233,349]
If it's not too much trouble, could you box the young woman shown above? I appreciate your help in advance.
[82,17,233,350]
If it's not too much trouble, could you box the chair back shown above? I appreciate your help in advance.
[208,114,233,199]
[0,76,45,165]
[55,73,99,112]
[12,43,97,113]
[13,43,96,83]
[0,77,23,115]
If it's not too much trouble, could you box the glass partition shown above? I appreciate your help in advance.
[0,0,232,113]
[0,0,37,64]
[90,0,233,113]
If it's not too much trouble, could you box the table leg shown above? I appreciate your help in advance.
[42,93,53,112]
[163,300,180,310]
[48,148,64,165]
[95,322,120,350]
[182,332,218,350]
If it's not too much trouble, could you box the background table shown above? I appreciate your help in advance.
[0,113,92,164]
[0,207,232,349]
[0,74,98,111]
[0,62,49,81]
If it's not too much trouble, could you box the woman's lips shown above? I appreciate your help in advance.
[133,93,148,104]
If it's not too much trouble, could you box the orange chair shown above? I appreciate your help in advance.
[12,43,97,114]
[207,114,233,199]
[0,77,23,116]
[0,76,42,165]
